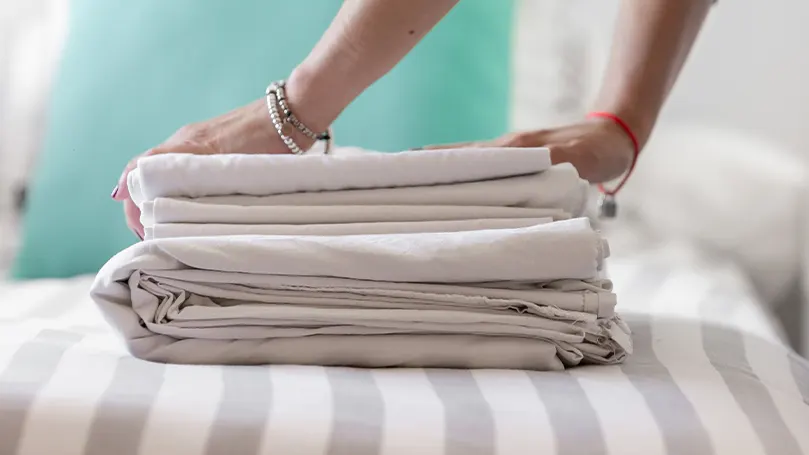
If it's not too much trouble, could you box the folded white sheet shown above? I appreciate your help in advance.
[91,219,631,369]
[92,147,630,370]
[128,147,553,203]
[131,148,589,240]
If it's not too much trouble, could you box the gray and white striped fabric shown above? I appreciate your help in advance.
[1,252,808,455]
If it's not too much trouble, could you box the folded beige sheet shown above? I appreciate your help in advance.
[91,219,631,369]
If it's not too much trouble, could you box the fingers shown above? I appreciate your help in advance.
[418,126,626,183]
[413,130,599,180]
[112,150,154,202]
[112,158,139,201]
[417,141,482,151]
[111,144,200,201]
[114,142,209,242]
[123,197,144,240]
[416,128,559,151]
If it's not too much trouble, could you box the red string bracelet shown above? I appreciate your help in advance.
[585,111,641,218]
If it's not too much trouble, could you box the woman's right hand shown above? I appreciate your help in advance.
[111,97,316,239]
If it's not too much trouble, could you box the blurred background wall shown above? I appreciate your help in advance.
[514,0,809,155]
[4,0,809,203]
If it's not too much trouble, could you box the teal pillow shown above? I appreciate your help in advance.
[12,0,514,279]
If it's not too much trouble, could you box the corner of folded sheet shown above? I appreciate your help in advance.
[609,316,634,355]
[126,168,147,207]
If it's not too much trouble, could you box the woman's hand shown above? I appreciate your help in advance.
[109,0,470,241]
[111,98,315,239]
[423,117,636,183]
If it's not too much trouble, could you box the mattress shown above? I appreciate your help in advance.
[1,246,808,455]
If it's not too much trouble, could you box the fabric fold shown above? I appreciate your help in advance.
[142,200,570,226]
[143,217,555,239]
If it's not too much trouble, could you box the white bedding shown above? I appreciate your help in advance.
[105,148,624,370]
[1,244,807,455]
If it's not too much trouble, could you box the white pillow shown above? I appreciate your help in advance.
[609,123,806,306]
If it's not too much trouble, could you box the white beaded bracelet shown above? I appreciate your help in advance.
[265,80,332,155]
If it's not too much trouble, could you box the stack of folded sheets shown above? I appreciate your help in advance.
[91,147,633,370]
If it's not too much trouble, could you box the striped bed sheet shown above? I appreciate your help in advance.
[0,252,807,455]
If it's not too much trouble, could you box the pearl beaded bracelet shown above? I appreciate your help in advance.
[265,80,332,155]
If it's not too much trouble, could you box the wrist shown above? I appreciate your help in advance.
[591,87,661,149]
[282,66,339,135]
[285,47,366,134]
[591,104,656,150]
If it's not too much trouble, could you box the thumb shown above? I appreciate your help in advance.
[549,144,589,172]
[549,144,573,165]
[549,144,602,183]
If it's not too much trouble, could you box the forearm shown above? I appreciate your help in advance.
[592,0,712,147]
[286,0,459,132]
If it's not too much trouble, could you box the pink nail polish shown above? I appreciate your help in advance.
[111,185,119,199]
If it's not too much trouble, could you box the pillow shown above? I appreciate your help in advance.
[12,0,515,279]
[611,123,807,306]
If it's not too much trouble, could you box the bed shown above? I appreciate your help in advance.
[1,240,807,455]
[1,2,808,454]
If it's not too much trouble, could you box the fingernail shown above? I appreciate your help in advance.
[111,185,119,199]
[132,229,143,241]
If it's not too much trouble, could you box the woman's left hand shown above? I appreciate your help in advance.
[422,117,636,183]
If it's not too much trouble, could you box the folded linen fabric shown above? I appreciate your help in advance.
[182,167,586,214]
[130,148,590,240]
[91,147,631,370]
[142,200,570,226]
[91,219,630,369]
[128,147,554,203]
